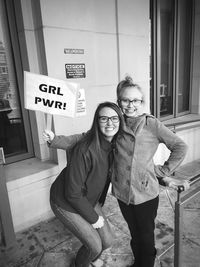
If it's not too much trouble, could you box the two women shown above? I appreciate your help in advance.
[45,76,189,267]
[48,102,124,267]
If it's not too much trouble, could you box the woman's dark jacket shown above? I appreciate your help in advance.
[50,137,113,224]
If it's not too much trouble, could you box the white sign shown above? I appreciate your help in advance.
[76,89,86,117]
[24,71,79,117]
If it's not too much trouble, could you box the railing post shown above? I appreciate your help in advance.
[0,147,16,247]
[174,189,183,267]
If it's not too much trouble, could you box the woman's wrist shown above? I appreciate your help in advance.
[92,216,104,229]
[43,130,55,144]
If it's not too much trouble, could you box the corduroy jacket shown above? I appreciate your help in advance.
[50,114,187,205]
[111,114,187,204]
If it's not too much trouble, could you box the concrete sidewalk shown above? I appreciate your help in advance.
[0,160,200,267]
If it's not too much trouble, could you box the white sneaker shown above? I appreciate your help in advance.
[154,255,161,267]
[91,258,104,267]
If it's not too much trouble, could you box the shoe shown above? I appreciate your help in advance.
[70,259,75,267]
[154,255,160,267]
[70,259,94,267]
[91,258,104,267]
[127,263,138,267]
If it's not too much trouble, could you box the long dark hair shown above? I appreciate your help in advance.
[77,101,124,153]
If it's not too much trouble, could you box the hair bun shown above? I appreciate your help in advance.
[125,75,133,83]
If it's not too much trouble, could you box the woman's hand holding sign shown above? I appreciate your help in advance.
[43,129,55,144]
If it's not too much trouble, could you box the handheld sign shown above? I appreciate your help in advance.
[24,71,79,117]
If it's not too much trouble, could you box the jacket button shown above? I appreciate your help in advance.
[126,165,131,171]
[130,136,134,142]
[127,151,132,156]
[108,169,112,178]
[126,180,130,186]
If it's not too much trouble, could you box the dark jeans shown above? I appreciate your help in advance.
[118,196,159,267]
[50,201,115,267]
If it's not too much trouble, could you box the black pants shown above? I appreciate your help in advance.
[118,196,159,267]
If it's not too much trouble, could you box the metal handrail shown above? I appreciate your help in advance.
[158,173,200,266]
[174,174,200,267]
[187,173,200,186]
[165,118,200,128]
[176,174,200,201]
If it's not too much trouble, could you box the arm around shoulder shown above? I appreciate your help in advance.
[49,134,83,150]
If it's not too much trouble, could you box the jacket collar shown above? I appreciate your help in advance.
[124,114,147,135]
[99,132,114,152]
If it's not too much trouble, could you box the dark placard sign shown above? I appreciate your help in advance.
[64,48,84,54]
[65,64,86,79]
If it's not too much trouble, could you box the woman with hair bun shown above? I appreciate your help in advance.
[114,75,189,267]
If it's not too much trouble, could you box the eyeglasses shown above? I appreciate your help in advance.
[99,116,119,124]
[120,98,143,107]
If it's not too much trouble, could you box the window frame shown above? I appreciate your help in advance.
[175,0,194,117]
[150,0,194,121]
[1,0,34,164]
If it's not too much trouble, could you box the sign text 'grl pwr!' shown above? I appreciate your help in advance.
[24,71,79,117]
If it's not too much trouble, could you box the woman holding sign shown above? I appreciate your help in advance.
[48,102,124,267]
[44,76,189,267]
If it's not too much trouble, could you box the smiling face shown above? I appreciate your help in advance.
[119,86,144,117]
[98,107,120,142]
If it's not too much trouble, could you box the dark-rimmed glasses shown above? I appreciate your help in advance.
[120,98,143,107]
[99,116,119,124]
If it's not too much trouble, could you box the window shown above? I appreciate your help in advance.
[150,0,193,119]
[0,0,33,163]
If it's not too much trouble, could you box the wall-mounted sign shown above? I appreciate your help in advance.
[76,88,86,117]
[65,64,86,79]
[64,48,84,54]
[24,71,79,117]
